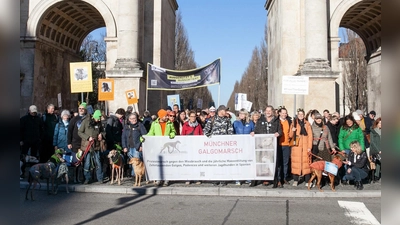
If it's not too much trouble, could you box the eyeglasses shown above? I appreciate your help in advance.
[169,115,175,117]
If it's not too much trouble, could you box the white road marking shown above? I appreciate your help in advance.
[338,200,380,225]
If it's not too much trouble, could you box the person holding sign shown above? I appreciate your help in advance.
[289,108,313,187]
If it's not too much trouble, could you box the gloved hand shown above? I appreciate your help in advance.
[140,136,145,143]
[169,132,175,139]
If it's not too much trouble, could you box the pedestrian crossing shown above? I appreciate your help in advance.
[338,200,380,225]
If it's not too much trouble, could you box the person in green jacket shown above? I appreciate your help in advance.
[338,114,365,185]
[78,110,106,184]
[147,109,176,186]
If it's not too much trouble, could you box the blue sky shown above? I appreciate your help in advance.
[89,1,347,106]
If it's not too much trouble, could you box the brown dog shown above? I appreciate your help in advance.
[107,150,124,185]
[308,155,344,192]
[129,158,145,187]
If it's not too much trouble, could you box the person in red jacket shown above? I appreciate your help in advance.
[181,110,204,136]
[181,110,204,185]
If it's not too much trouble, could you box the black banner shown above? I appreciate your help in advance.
[147,59,220,90]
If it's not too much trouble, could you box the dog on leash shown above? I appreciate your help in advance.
[129,158,145,187]
[107,150,124,185]
[307,155,344,192]
[25,149,67,200]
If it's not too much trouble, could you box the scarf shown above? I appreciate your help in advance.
[188,120,199,128]
[298,118,308,136]
[314,120,323,128]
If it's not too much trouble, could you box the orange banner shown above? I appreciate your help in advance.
[98,79,115,101]
[125,89,138,104]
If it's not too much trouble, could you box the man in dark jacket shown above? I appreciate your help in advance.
[67,102,87,154]
[106,108,125,150]
[41,104,58,163]
[20,105,44,178]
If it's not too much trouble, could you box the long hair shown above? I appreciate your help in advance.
[239,108,250,123]
[372,117,381,129]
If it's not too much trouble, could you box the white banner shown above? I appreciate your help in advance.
[142,134,276,180]
[235,93,247,111]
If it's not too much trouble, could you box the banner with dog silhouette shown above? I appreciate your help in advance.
[146,58,221,90]
[142,134,276,180]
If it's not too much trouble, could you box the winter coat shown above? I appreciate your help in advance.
[78,116,105,151]
[311,123,335,151]
[338,125,365,151]
[20,114,44,143]
[203,115,233,136]
[347,151,369,173]
[67,114,86,153]
[122,122,147,150]
[42,113,58,142]
[369,128,381,155]
[289,119,313,176]
[142,116,152,132]
[181,121,204,135]
[147,118,176,137]
[233,120,255,134]
[106,115,124,149]
[326,121,339,147]
[253,115,282,136]
[53,120,69,151]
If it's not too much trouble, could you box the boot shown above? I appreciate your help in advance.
[357,181,364,190]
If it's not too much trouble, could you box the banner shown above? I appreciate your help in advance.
[282,75,309,95]
[142,134,276,180]
[125,89,138,104]
[167,94,180,109]
[235,93,247,111]
[69,62,93,93]
[98,79,114,101]
[147,59,221,90]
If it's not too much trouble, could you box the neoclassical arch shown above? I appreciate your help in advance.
[26,0,117,47]
[330,0,381,58]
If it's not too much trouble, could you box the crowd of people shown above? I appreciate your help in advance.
[20,102,381,190]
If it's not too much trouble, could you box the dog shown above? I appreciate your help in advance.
[25,149,66,200]
[307,155,344,192]
[128,158,145,187]
[160,140,181,153]
[107,150,124,185]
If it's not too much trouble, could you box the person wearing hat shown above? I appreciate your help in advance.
[364,110,376,136]
[207,106,216,121]
[310,113,336,163]
[203,105,234,186]
[53,110,71,156]
[78,109,106,184]
[147,109,177,186]
[20,105,44,178]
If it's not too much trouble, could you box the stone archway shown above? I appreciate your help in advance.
[20,0,179,116]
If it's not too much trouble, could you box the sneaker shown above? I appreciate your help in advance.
[163,181,169,187]
[155,181,161,186]
[322,172,327,176]
[305,182,314,188]
[185,181,190,185]
[195,181,202,185]
[292,181,298,187]
[235,181,241,186]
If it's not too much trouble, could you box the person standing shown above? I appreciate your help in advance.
[203,105,234,186]
[289,108,313,187]
[122,113,147,179]
[78,110,106,184]
[53,110,71,153]
[147,109,177,186]
[41,104,58,163]
[310,113,336,162]
[369,117,381,181]
[277,107,292,186]
[20,105,44,178]
[181,110,204,185]
[232,108,255,185]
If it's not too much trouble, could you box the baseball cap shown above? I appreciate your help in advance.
[209,106,216,112]
[352,112,361,121]
[29,105,38,113]
[355,109,363,115]
[314,113,323,119]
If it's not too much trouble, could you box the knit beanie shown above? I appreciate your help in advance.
[92,110,102,120]
[61,110,70,118]
[157,109,168,118]
[79,102,87,109]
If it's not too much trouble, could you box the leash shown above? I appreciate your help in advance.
[73,140,94,167]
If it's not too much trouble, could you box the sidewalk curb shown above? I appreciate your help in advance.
[20,181,381,198]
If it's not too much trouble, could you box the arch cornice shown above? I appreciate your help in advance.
[329,0,362,37]
[25,0,117,39]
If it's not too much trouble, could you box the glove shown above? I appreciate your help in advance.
[140,136,145,143]
[169,132,175,139]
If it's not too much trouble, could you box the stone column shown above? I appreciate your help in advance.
[305,0,328,60]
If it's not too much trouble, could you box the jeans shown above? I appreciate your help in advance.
[84,151,103,182]
[281,146,291,181]
[128,148,142,176]
[345,167,368,182]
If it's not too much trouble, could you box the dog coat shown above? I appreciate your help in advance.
[310,161,325,171]
[29,162,57,180]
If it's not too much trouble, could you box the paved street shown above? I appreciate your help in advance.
[20,189,380,225]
